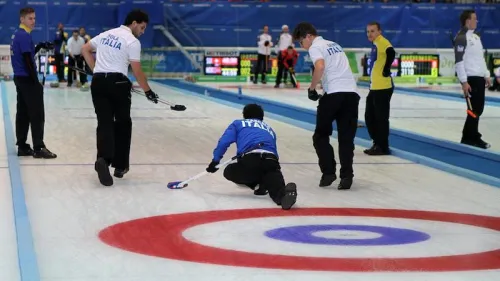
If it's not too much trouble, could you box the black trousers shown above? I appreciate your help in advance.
[462,76,486,142]
[13,76,46,150]
[275,53,288,85]
[254,54,268,82]
[223,153,285,205]
[67,55,87,84]
[313,92,360,179]
[54,53,65,81]
[90,73,132,170]
[276,59,296,87]
[365,87,394,150]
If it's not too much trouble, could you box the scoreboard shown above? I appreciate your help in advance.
[239,52,278,77]
[399,54,439,77]
[490,53,500,77]
[203,51,278,77]
[203,50,240,76]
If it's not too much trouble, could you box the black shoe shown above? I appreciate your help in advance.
[33,148,57,159]
[254,186,268,196]
[364,145,390,156]
[17,146,34,156]
[461,139,491,149]
[281,183,297,210]
[338,178,353,190]
[363,144,376,154]
[274,84,279,88]
[95,157,113,186]
[476,139,491,149]
[114,168,129,178]
[319,174,337,187]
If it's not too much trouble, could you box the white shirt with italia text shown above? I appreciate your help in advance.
[90,25,141,76]
[308,36,357,94]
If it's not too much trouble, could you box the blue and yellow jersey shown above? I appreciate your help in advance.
[368,35,393,90]
[10,24,35,77]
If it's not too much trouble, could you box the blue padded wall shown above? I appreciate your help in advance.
[0,1,499,49]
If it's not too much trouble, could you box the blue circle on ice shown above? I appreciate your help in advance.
[264,224,430,246]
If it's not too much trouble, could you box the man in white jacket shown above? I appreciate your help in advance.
[453,9,491,149]
[274,24,293,88]
[254,25,272,84]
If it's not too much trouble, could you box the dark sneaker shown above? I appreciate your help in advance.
[476,139,491,149]
[114,168,129,178]
[319,174,337,187]
[281,183,297,210]
[95,157,113,186]
[338,178,353,190]
[254,186,268,196]
[364,145,390,156]
[18,146,34,156]
[33,148,57,159]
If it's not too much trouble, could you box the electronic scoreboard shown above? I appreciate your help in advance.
[203,50,240,76]
[490,53,500,77]
[399,54,439,77]
[238,52,278,77]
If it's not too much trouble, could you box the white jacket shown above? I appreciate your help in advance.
[257,33,273,55]
[453,28,490,83]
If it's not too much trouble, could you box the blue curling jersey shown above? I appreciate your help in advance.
[212,118,278,161]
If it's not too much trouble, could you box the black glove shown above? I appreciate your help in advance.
[264,40,270,47]
[145,90,158,103]
[308,88,320,101]
[206,160,219,173]
[383,67,391,77]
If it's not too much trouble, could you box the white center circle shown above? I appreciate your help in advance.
[311,230,382,240]
[182,216,500,258]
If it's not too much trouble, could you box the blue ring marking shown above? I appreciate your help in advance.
[264,224,431,246]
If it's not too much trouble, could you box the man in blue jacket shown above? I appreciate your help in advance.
[206,103,297,210]
[10,6,57,159]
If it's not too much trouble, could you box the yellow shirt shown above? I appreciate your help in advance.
[369,35,393,90]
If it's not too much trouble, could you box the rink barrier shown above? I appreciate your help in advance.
[152,78,500,188]
[358,82,500,105]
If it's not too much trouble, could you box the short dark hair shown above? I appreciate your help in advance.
[460,10,475,27]
[367,22,381,30]
[20,7,35,17]
[73,30,79,34]
[243,103,264,120]
[292,22,318,41]
[124,9,149,26]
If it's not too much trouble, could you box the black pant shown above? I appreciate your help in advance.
[67,55,87,85]
[276,59,296,87]
[13,76,46,150]
[313,92,360,179]
[54,53,65,82]
[275,53,288,85]
[462,76,486,142]
[254,54,268,83]
[365,87,393,150]
[223,153,285,205]
[90,73,132,170]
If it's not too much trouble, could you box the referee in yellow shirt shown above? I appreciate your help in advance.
[364,22,395,156]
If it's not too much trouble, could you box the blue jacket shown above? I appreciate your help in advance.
[212,118,278,161]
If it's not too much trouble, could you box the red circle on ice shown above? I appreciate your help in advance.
[98,208,500,272]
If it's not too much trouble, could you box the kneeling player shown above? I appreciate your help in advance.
[205,103,297,210]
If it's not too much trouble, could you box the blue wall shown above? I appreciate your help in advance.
[1,0,499,49]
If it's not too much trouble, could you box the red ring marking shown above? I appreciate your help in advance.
[98,208,500,272]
